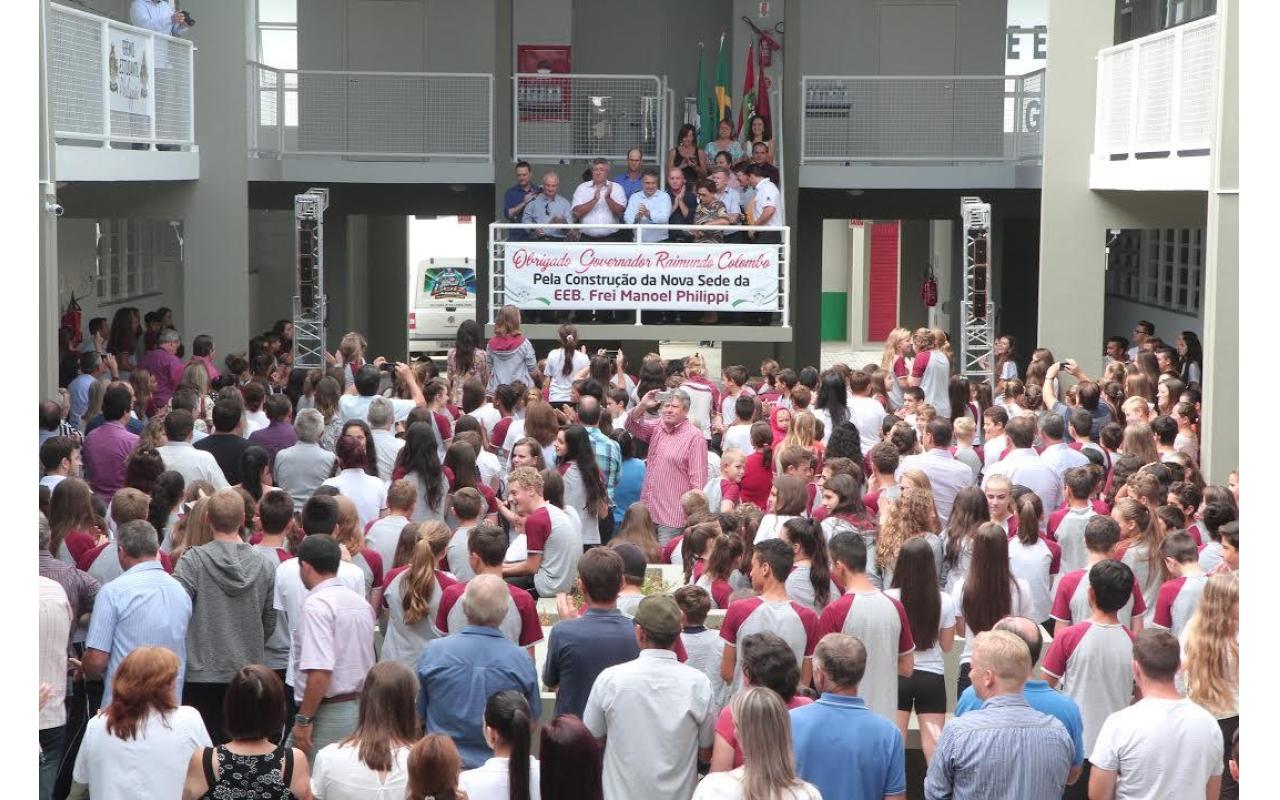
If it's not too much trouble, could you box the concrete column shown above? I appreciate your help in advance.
[929,220,953,335]
[1199,0,1238,482]
[819,220,852,343]
[180,0,252,354]
[39,0,60,398]
[1035,1,1114,375]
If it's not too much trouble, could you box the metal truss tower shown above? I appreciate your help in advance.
[959,196,994,381]
[292,188,330,371]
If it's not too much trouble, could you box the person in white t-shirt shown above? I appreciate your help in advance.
[458,690,541,800]
[847,370,888,450]
[544,325,590,406]
[1089,628,1223,800]
[320,435,387,529]
[745,166,784,244]
[981,406,1010,475]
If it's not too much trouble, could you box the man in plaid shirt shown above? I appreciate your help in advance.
[578,398,621,538]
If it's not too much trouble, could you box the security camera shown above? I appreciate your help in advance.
[45,201,64,217]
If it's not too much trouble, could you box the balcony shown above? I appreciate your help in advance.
[1091,15,1217,191]
[47,4,197,181]
[799,73,1044,190]
[512,74,668,166]
[248,64,493,184]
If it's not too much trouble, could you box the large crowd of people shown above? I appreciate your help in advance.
[38,307,1238,800]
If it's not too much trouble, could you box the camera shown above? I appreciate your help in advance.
[655,391,674,404]
[45,202,64,217]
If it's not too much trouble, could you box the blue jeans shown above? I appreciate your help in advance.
[39,726,64,800]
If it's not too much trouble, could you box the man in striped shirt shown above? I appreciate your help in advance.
[626,388,708,545]
[925,630,1074,799]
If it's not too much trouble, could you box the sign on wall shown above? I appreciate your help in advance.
[107,29,155,120]
[504,242,780,311]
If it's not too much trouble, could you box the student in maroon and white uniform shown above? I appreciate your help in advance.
[862,442,901,519]
[501,467,581,597]
[1042,559,1137,793]
[1048,467,1100,577]
[818,474,877,550]
[1007,493,1061,629]
[818,531,914,722]
[939,486,990,593]
[435,524,541,654]
[708,632,814,772]
[1167,481,1204,547]
[908,328,951,419]
[1111,498,1167,625]
[1051,516,1147,635]
[779,518,839,615]
[1151,531,1207,639]
[1197,501,1236,573]
[885,537,956,764]
[719,539,820,694]
[985,474,1016,536]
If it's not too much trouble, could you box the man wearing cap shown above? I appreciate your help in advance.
[583,594,716,800]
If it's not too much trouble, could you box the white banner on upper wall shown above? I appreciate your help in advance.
[503,242,780,311]
[107,29,155,120]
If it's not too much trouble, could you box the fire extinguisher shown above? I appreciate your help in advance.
[920,264,938,307]
[61,293,84,349]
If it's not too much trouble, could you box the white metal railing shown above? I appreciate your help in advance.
[48,4,195,148]
[1095,15,1216,160]
[800,72,1045,163]
[489,223,789,329]
[248,62,492,160]
[512,74,667,164]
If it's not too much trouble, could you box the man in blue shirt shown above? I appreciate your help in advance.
[82,520,192,705]
[622,168,673,243]
[954,616,1086,785]
[521,172,573,240]
[417,574,541,767]
[543,548,638,717]
[791,633,907,800]
[926,631,1074,800]
[613,148,646,197]
[502,161,540,242]
[68,351,113,432]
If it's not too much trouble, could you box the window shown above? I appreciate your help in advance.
[1114,0,1216,44]
[256,0,298,126]
[1105,227,1204,315]
[95,220,180,304]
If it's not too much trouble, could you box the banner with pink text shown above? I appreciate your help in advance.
[502,242,780,311]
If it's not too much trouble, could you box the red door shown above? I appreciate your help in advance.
[866,221,900,341]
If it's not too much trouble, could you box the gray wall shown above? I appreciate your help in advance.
[571,0,732,102]
[797,0,1006,76]
[298,0,497,71]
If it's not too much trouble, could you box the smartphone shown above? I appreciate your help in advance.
[1059,362,1069,370]
[655,391,674,403]
[380,362,397,372]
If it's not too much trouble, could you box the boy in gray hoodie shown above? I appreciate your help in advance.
[174,488,277,743]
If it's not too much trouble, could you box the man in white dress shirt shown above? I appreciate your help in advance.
[984,416,1062,512]
[157,409,230,490]
[571,159,628,241]
[895,419,975,526]
[1039,413,1090,479]
[746,165,784,244]
[130,0,190,36]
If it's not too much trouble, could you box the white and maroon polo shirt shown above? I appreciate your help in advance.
[1047,505,1098,577]
[1041,620,1136,752]
[720,597,819,695]
[434,578,543,647]
[1153,575,1208,639]
[816,590,914,722]
[1049,568,1147,629]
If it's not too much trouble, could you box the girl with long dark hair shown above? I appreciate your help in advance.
[780,517,836,613]
[738,421,776,508]
[393,422,447,523]
[447,318,488,407]
[147,470,186,542]
[955,523,1033,694]
[1177,330,1203,385]
[236,446,272,501]
[1007,492,1060,629]
[49,477,102,564]
[555,425,606,546]
[666,122,711,184]
[810,372,850,446]
[1112,498,1167,624]
[819,473,876,546]
[338,419,380,478]
[545,324,589,408]
[887,536,955,764]
[697,532,742,609]
[460,690,537,800]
